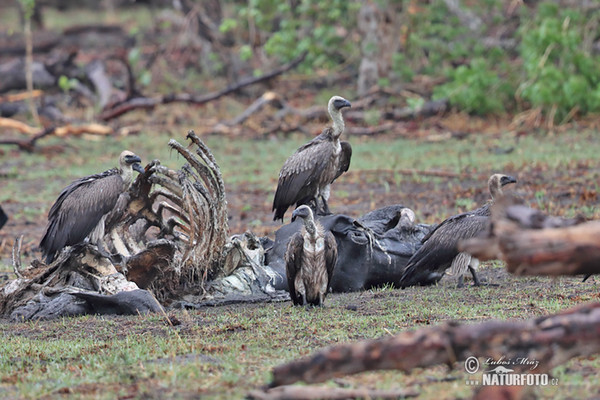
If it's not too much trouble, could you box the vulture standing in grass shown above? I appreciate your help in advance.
[285,205,337,306]
[40,150,144,264]
[273,95,352,221]
[400,174,517,288]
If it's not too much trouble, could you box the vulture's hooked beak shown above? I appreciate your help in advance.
[333,98,351,110]
[291,206,310,222]
[133,163,145,174]
[501,175,517,186]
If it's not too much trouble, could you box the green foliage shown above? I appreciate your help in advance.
[517,3,600,122]
[433,58,515,115]
[18,0,36,20]
[127,47,152,88]
[409,1,600,120]
[57,75,78,92]
[220,0,361,73]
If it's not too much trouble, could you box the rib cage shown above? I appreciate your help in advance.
[105,130,229,299]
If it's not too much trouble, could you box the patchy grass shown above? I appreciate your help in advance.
[1,127,599,397]
[1,266,599,399]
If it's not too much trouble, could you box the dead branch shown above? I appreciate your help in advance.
[460,201,600,277]
[270,302,600,387]
[0,117,37,134]
[248,385,418,400]
[99,52,307,122]
[0,127,56,152]
[12,236,24,279]
[0,90,44,103]
[0,122,114,151]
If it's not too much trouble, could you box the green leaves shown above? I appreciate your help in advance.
[434,58,513,115]
[232,0,360,73]
[518,4,600,122]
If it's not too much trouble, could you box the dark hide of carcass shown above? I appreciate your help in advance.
[264,205,433,292]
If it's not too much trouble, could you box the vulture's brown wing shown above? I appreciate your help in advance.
[273,137,333,221]
[324,231,338,290]
[285,232,304,305]
[40,170,123,263]
[400,205,491,288]
[334,141,352,180]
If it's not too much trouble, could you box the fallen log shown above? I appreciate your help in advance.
[460,200,599,277]
[270,302,600,388]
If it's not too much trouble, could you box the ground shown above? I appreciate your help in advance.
[1,127,600,399]
[0,5,599,397]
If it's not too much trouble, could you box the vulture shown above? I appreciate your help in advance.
[273,95,352,221]
[400,174,517,288]
[285,205,337,306]
[40,150,144,264]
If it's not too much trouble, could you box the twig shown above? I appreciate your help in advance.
[248,385,418,400]
[12,235,23,278]
[23,11,40,127]
[99,52,307,121]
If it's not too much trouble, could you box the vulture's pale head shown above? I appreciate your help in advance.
[291,205,314,223]
[488,173,517,199]
[119,150,144,174]
[399,208,416,227]
[328,96,351,114]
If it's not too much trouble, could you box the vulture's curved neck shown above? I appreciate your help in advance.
[489,184,502,201]
[303,217,318,237]
[120,166,134,189]
[330,110,345,138]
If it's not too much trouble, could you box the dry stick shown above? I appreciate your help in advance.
[99,52,308,121]
[12,236,24,279]
[270,302,600,388]
[0,123,113,151]
[0,90,44,103]
[248,386,418,400]
[23,11,40,127]
[0,126,56,152]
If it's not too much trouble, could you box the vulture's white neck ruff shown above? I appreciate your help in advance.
[329,104,345,139]
[119,164,135,190]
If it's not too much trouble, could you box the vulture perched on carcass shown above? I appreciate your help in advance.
[273,95,352,222]
[285,205,337,306]
[400,174,517,288]
[40,150,144,263]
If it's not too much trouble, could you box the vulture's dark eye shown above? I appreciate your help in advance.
[125,155,142,164]
[333,99,351,110]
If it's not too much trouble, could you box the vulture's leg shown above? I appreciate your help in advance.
[319,195,332,215]
[318,185,332,215]
[469,266,481,287]
[304,197,320,216]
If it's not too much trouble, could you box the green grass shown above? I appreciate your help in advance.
[1,265,599,399]
[2,128,600,398]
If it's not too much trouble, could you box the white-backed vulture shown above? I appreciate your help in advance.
[285,205,337,306]
[40,150,144,263]
[273,96,352,221]
[400,174,517,288]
